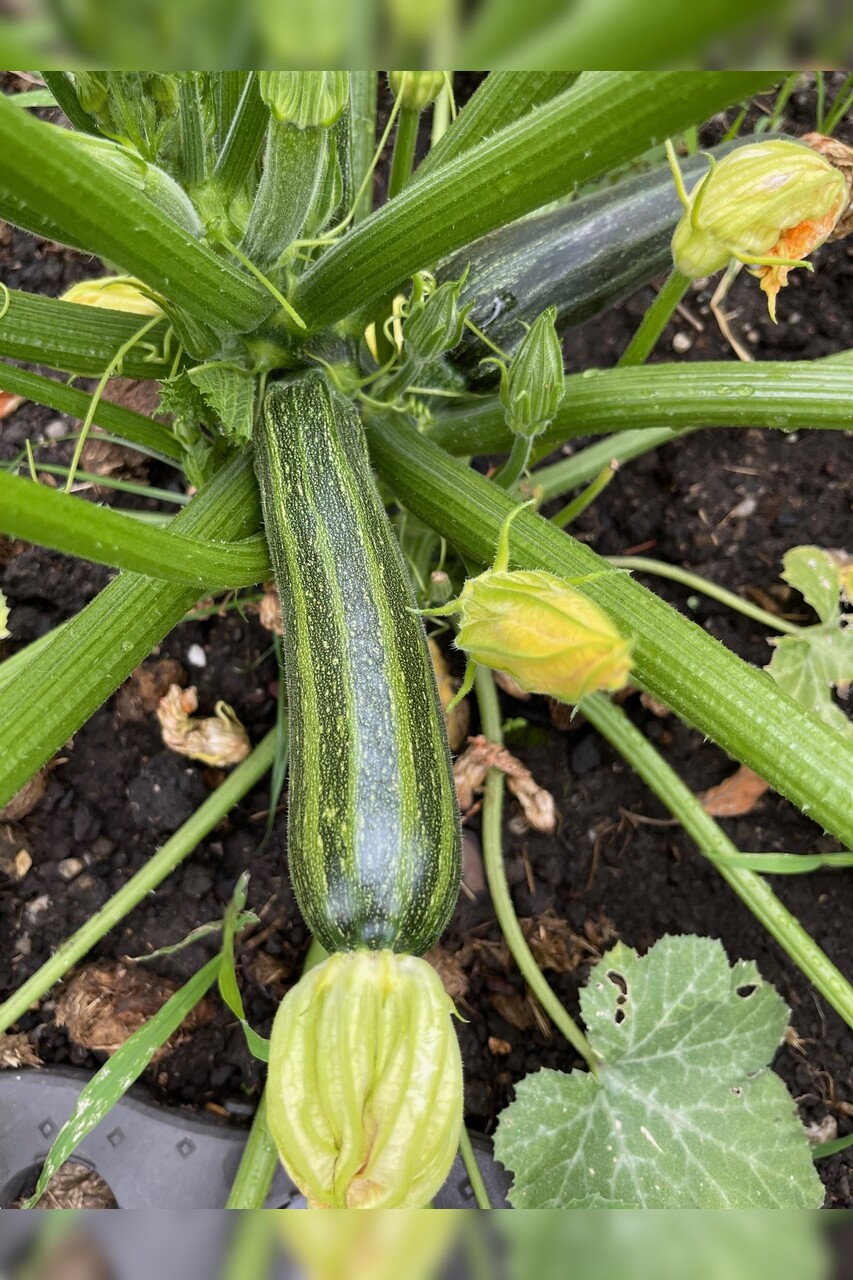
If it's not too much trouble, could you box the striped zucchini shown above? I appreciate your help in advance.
[440,136,787,383]
[255,373,461,955]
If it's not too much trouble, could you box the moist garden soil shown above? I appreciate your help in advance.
[1,79,852,1208]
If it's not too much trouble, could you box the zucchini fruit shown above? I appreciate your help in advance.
[440,137,786,382]
[255,373,461,955]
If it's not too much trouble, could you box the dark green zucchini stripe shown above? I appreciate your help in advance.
[255,372,461,955]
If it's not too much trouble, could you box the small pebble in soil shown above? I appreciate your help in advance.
[671,331,694,353]
[187,644,207,668]
[44,419,66,440]
[57,857,84,881]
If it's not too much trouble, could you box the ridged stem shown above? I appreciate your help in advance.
[580,694,853,1032]
[476,665,599,1072]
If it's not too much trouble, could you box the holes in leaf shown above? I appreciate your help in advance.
[736,984,757,999]
[607,970,629,1025]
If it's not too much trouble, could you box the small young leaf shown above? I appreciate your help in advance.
[493,935,823,1208]
[766,629,853,740]
[780,545,842,625]
[187,364,256,445]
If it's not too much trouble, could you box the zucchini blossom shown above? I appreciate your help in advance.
[669,139,848,321]
[267,950,463,1209]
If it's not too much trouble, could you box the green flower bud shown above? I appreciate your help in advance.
[669,139,848,320]
[388,71,446,111]
[453,568,632,703]
[403,277,471,362]
[259,72,349,129]
[267,951,463,1209]
[499,305,564,439]
[421,503,632,708]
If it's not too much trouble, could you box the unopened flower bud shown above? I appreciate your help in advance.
[267,950,463,1209]
[62,277,162,316]
[259,72,349,128]
[454,569,631,703]
[499,305,564,438]
[669,139,848,321]
[403,277,470,362]
[388,71,446,111]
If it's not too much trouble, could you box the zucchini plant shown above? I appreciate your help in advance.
[0,71,851,1210]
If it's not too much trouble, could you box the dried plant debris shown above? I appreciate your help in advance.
[802,132,853,239]
[428,637,471,752]
[157,683,251,766]
[0,765,49,822]
[55,960,213,1061]
[0,390,24,419]
[15,1166,118,1213]
[78,436,149,489]
[114,657,187,722]
[257,580,284,635]
[492,669,531,701]
[698,764,770,818]
[454,734,557,833]
[0,1031,41,1068]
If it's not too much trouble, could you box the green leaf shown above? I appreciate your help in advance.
[0,94,273,336]
[0,469,269,588]
[0,289,173,379]
[293,72,776,332]
[25,954,221,1208]
[218,872,270,1063]
[494,935,823,1209]
[780,545,841,625]
[188,363,256,445]
[766,630,853,740]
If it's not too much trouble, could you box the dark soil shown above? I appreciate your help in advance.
[1,76,852,1208]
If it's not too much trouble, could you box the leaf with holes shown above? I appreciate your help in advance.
[493,934,823,1208]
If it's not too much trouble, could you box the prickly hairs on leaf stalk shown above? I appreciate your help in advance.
[267,950,463,1209]
[667,138,848,321]
[419,503,633,709]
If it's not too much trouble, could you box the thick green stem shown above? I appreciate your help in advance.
[213,73,267,205]
[608,556,802,637]
[226,1090,280,1210]
[388,105,421,198]
[494,435,532,489]
[618,268,691,367]
[366,415,853,850]
[428,362,853,457]
[0,730,278,1034]
[347,72,378,225]
[476,665,599,1072]
[580,694,853,1032]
